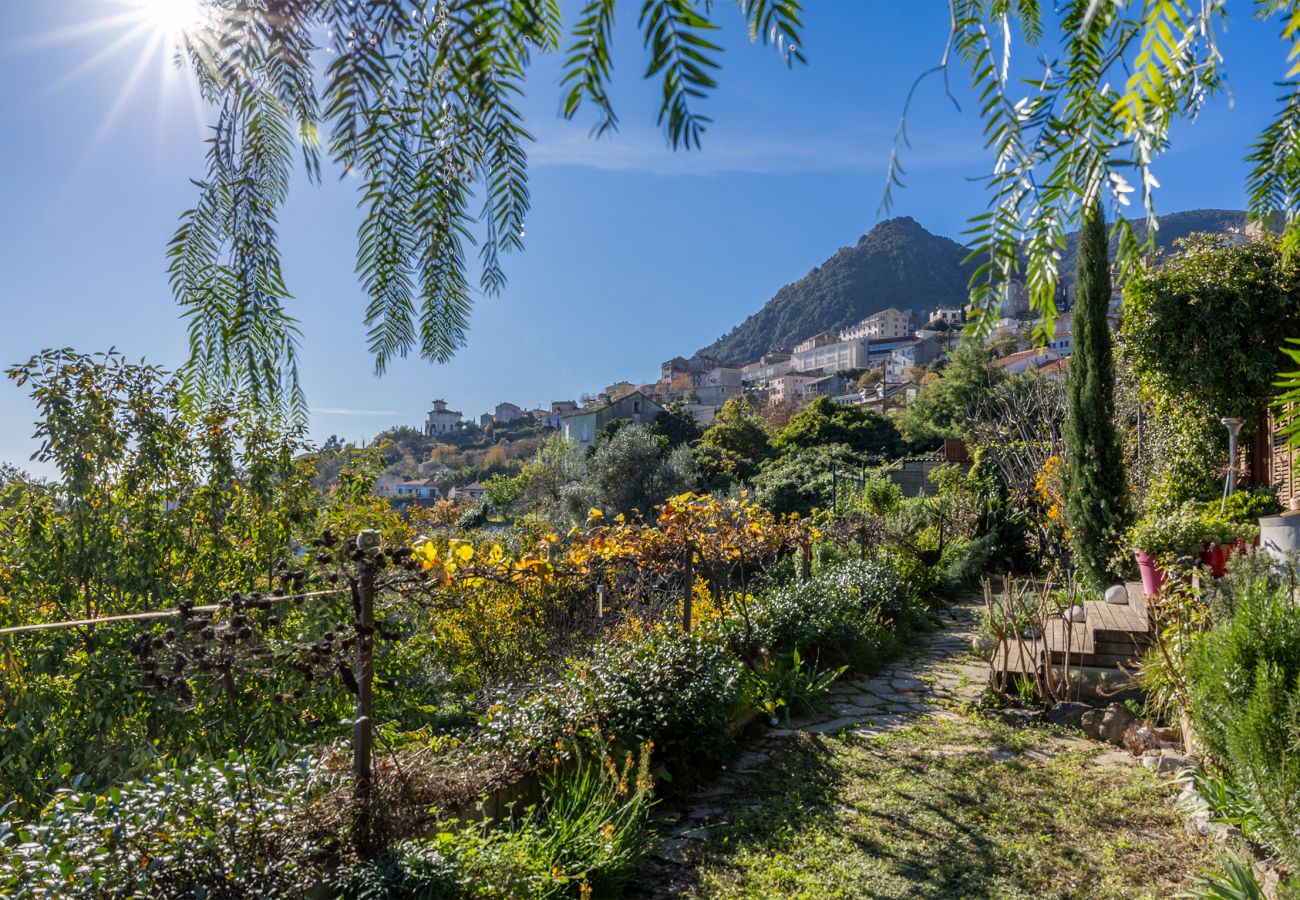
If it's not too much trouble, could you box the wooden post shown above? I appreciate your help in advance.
[352,531,379,812]
[800,541,812,583]
[682,548,694,633]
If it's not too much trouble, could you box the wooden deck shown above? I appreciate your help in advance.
[988,583,1151,694]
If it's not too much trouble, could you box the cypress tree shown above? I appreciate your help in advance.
[1065,201,1130,586]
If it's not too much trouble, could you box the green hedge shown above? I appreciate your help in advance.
[725,558,919,670]
[1186,571,1300,871]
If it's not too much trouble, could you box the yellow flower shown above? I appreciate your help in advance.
[413,541,440,571]
[588,508,604,521]
[453,541,475,563]
[488,543,505,564]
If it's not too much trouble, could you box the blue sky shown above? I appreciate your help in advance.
[0,0,1290,471]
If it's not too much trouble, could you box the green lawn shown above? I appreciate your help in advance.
[652,714,1214,899]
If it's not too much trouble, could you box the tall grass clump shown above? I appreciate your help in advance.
[338,746,654,899]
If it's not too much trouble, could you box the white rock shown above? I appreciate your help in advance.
[1064,605,1087,622]
[1105,584,1129,605]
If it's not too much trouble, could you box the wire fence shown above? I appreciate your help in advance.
[0,588,350,637]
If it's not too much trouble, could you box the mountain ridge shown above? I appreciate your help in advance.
[696,208,1255,366]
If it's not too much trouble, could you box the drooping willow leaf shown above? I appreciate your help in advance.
[167,0,806,417]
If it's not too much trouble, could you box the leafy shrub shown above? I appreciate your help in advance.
[727,558,917,670]
[455,502,489,529]
[1221,486,1283,523]
[0,755,328,898]
[743,648,845,726]
[750,443,863,517]
[339,747,654,899]
[1186,573,1300,870]
[940,531,998,591]
[879,546,944,609]
[481,629,742,777]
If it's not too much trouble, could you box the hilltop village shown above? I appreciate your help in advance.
[360,289,1094,507]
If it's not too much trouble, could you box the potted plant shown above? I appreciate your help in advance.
[1129,503,1205,596]
[1200,488,1277,576]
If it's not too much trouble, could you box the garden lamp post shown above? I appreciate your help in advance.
[1221,417,1244,512]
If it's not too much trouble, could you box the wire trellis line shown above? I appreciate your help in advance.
[0,588,350,637]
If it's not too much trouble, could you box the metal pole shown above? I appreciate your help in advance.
[1221,418,1244,512]
[682,548,694,633]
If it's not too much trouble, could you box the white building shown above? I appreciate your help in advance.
[424,399,463,437]
[530,408,562,429]
[929,305,964,326]
[792,338,868,375]
[741,352,795,386]
[395,479,442,501]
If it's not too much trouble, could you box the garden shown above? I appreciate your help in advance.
[0,350,991,897]
[7,223,1300,898]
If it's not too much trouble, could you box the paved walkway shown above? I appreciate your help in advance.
[650,598,988,859]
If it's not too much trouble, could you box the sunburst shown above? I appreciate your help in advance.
[13,0,219,159]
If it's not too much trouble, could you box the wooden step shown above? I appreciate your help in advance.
[1042,619,1145,667]
[990,638,1042,678]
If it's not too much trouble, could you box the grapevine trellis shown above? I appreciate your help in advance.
[0,493,816,846]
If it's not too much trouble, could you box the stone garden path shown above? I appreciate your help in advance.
[654,599,989,845]
[635,598,1216,898]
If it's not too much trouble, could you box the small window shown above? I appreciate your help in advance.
[633,401,640,412]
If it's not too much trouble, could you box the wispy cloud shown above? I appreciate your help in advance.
[528,123,984,177]
[311,407,401,416]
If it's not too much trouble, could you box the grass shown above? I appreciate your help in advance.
[661,714,1215,899]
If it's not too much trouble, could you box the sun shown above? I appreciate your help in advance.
[128,0,207,41]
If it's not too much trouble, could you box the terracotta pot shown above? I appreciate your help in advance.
[1199,542,1227,578]
[1135,549,1166,597]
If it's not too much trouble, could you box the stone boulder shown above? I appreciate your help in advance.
[998,707,1042,726]
[1080,703,1136,746]
[1044,701,1091,728]
[1141,749,1195,775]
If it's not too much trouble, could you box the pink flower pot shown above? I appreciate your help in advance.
[1135,549,1166,597]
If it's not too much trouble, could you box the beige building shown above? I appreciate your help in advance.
[741,352,795,386]
[561,391,663,461]
[493,402,524,424]
[767,372,821,406]
[793,330,840,353]
[839,307,914,341]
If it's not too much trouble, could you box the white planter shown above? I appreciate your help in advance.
[1259,513,1300,570]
